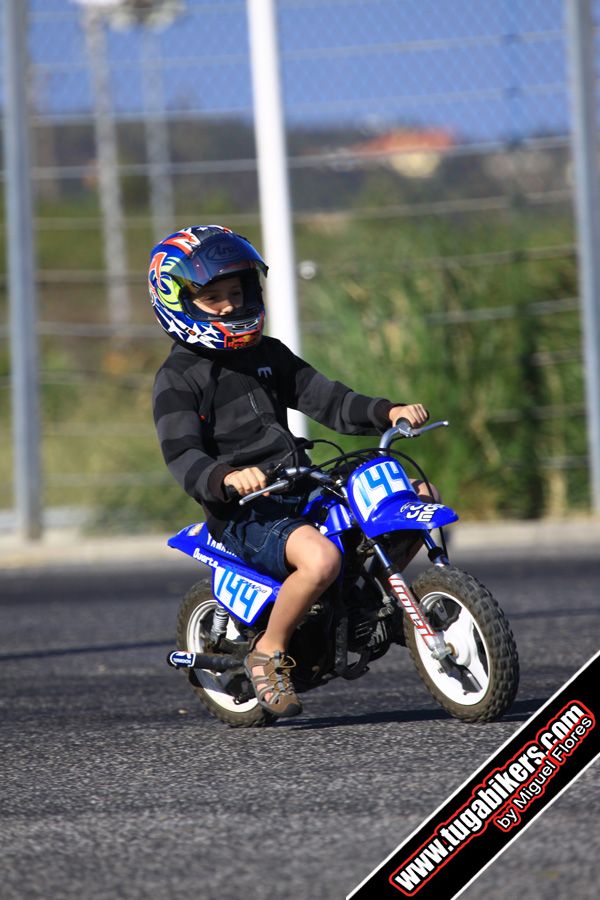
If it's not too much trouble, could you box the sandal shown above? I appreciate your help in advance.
[244,636,302,718]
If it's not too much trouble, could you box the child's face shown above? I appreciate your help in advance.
[191,276,244,315]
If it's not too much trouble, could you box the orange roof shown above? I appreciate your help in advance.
[348,129,455,156]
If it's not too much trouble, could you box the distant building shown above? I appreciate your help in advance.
[343,128,456,178]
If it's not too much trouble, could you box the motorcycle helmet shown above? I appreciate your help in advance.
[148,225,268,350]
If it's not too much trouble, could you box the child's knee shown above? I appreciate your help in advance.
[413,479,441,503]
[290,530,341,587]
[314,539,342,586]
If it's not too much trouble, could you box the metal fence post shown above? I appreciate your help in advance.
[83,6,131,327]
[246,0,306,437]
[566,0,600,513]
[141,27,175,240]
[3,0,42,540]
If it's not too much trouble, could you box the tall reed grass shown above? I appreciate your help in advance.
[299,212,585,519]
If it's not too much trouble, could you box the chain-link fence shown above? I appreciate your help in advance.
[1,0,599,533]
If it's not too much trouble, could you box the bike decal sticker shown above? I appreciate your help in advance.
[193,548,216,567]
[351,460,412,521]
[213,565,273,623]
[205,533,237,556]
[167,651,196,668]
[389,575,435,639]
[346,650,600,900]
[400,502,445,523]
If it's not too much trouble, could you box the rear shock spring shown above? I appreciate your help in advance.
[209,605,230,644]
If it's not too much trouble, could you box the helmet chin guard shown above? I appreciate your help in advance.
[148,225,268,351]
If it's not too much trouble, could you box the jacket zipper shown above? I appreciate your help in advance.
[242,374,299,463]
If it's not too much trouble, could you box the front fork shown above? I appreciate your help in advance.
[372,536,452,661]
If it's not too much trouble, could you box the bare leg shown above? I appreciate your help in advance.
[255,525,341,656]
[244,526,341,714]
[412,479,441,504]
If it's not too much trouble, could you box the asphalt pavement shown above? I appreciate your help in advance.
[1,516,599,899]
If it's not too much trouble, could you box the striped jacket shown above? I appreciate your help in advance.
[153,336,395,536]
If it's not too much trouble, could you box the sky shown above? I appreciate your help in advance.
[2,0,597,144]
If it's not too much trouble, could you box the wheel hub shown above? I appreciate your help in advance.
[417,590,490,705]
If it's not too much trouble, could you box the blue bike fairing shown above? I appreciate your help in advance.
[300,492,354,554]
[302,493,353,534]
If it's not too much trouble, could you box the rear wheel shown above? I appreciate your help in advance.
[176,581,274,727]
[406,567,519,722]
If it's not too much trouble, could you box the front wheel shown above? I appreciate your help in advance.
[406,566,519,723]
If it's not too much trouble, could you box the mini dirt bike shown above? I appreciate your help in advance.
[167,419,519,727]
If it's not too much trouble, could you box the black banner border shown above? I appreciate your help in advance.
[347,649,600,900]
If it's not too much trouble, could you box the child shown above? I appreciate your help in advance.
[150,225,430,718]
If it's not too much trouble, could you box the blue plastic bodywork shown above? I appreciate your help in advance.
[360,491,458,537]
[169,457,458,621]
[168,524,282,625]
[346,457,458,537]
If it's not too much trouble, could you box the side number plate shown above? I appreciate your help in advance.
[213,566,273,623]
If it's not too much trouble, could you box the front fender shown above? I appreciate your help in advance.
[361,493,459,538]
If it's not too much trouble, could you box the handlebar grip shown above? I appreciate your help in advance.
[224,484,240,502]
[393,417,414,435]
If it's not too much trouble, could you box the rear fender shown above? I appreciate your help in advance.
[168,523,281,624]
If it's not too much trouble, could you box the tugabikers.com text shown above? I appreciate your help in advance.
[389,701,596,895]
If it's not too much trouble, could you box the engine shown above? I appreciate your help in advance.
[348,606,394,653]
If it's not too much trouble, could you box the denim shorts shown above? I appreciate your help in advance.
[218,491,312,583]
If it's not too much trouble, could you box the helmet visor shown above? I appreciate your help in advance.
[169,233,267,294]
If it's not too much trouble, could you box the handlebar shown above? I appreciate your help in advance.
[227,420,449,505]
[234,467,334,506]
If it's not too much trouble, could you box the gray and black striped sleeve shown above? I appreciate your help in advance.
[272,341,394,435]
[153,364,233,504]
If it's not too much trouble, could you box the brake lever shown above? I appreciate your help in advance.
[410,420,449,436]
[380,418,449,450]
[238,478,291,506]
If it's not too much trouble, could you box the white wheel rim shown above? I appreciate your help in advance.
[186,600,259,714]
[414,590,491,706]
